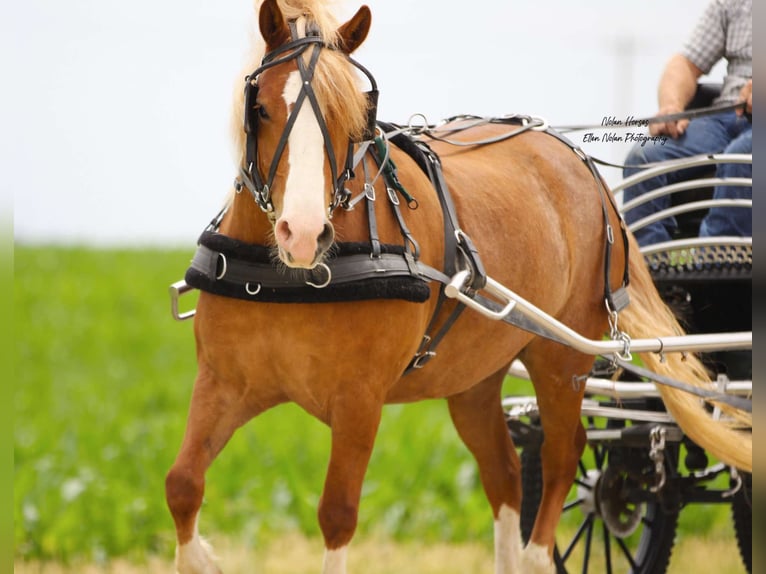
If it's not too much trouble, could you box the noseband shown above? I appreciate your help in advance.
[239,21,379,219]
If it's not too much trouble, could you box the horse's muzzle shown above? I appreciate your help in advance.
[275,218,335,268]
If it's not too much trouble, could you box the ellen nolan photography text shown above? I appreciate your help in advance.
[583,115,669,147]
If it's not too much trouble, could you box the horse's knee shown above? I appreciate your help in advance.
[166,466,204,538]
[318,499,358,549]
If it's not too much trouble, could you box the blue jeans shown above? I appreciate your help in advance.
[622,112,752,246]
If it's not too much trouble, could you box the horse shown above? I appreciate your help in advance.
[165,1,752,573]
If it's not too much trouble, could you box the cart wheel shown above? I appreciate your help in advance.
[731,471,752,574]
[520,419,680,574]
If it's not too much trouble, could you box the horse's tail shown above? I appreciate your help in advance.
[618,240,752,472]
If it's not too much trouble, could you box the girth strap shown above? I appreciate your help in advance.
[400,139,489,372]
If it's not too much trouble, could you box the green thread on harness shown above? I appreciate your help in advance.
[373,136,418,208]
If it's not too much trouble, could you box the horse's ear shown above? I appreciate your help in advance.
[337,5,371,54]
[259,0,290,48]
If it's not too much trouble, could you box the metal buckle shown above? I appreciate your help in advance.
[412,351,436,369]
[169,280,196,321]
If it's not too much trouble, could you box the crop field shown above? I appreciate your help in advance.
[13,246,745,572]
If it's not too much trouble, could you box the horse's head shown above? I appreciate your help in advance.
[240,0,374,269]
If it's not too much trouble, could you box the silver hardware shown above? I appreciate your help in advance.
[245,282,261,295]
[713,373,729,421]
[605,299,632,362]
[649,426,667,493]
[216,253,228,280]
[530,116,549,131]
[412,351,436,369]
[305,262,332,288]
[261,183,271,206]
[365,183,376,201]
[386,187,399,205]
[723,467,743,498]
[445,270,517,321]
[169,280,196,321]
[406,113,430,135]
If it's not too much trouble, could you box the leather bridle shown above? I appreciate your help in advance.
[238,21,379,220]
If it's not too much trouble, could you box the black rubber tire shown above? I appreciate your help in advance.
[731,472,752,573]
[519,423,680,574]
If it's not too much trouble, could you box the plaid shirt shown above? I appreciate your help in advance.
[682,0,752,104]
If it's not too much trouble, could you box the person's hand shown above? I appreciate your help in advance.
[650,104,689,138]
[736,79,752,117]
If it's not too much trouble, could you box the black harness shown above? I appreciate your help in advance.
[185,22,631,373]
[239,21,378,218]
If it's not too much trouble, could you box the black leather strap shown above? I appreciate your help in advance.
[614,358,751,413]
[544,128,631,312]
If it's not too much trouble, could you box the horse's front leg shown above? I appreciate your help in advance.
[165,366,280,574]
[318,390,383,574]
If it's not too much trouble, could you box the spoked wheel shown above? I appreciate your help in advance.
[732,471,752,573]
[521,416,681,574]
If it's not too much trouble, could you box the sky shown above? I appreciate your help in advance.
[4,0,725,247]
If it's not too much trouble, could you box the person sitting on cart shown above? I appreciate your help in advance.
[622,0,752,247]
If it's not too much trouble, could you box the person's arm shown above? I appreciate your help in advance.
[737,79,752,116]
[650,53,704,138]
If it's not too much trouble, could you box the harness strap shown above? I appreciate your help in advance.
[614,358,752,413]
[544,129,631,313]
[190,240,450,289]
[554,101,747,133]
[417,141,488,291]
[361,157,382,258]
[401,139,490,372]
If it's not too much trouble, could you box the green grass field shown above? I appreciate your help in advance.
[14,246,739,568]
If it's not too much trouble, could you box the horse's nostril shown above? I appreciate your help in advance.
[317,222,335,250]
[275,219,292,244]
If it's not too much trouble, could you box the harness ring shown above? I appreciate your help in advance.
[305,262,332,289]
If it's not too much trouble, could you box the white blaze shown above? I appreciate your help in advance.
[276,70,327,265]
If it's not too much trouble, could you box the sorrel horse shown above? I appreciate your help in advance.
[166,1,751,573]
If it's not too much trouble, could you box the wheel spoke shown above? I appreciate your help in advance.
[563,497,585,512]
[615,534,639,570]
[561,513,593,563]
[602,520,613,574]
[581,517,594,573]
[593,444,607,469]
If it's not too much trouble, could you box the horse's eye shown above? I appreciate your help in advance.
[256,104,269,120]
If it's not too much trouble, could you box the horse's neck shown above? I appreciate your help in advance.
[219,193,274,245]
